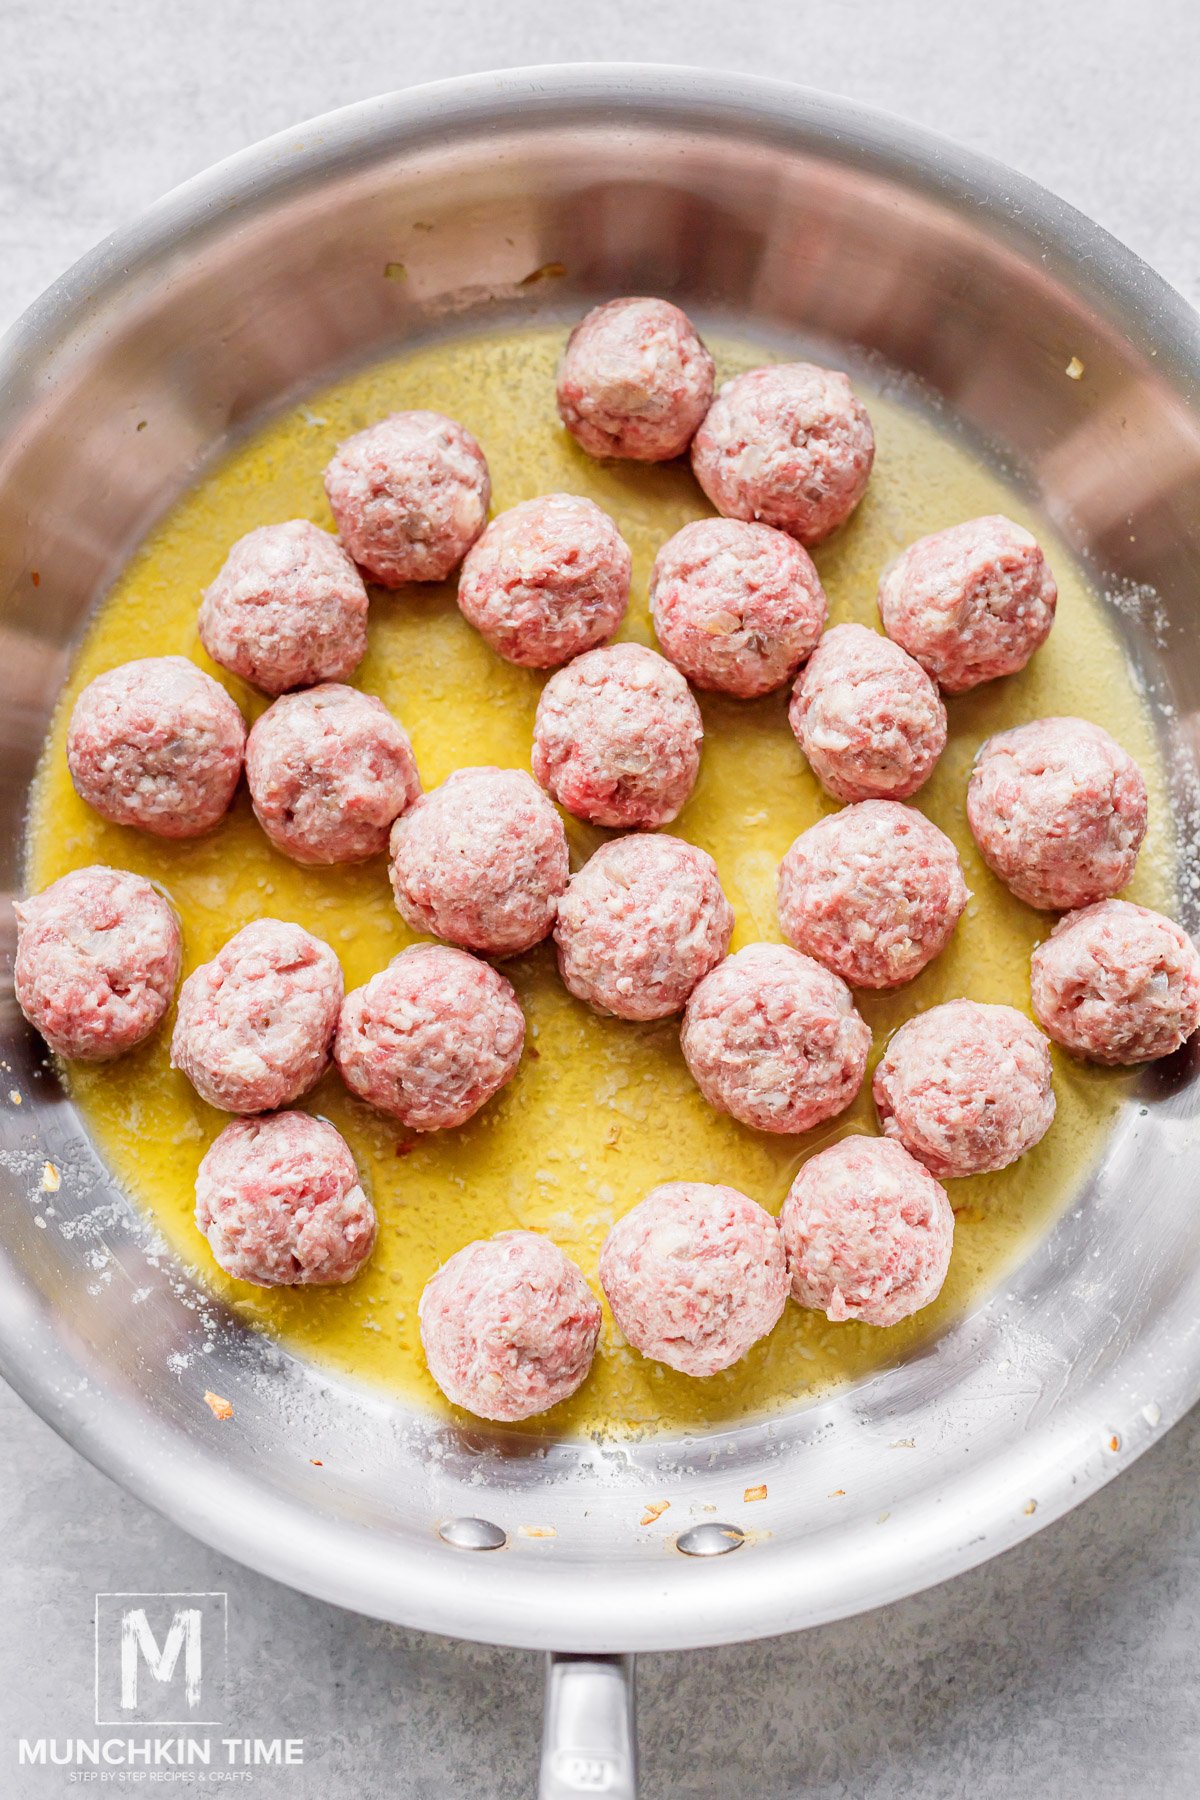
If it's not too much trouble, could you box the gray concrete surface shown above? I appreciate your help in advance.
[2,1,1199,1793]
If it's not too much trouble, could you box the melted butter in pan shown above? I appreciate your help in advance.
[27,326,1173,1437]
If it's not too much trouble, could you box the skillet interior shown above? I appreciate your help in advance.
[2,66,1200,1651]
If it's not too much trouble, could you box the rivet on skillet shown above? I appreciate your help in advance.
[676,1522,745,1557]
[438,1516,508,1550]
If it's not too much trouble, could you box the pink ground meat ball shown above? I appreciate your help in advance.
[691,363,875,547]
[777,800,968,989]
[681,942,870,1134]
[554,833,734,1020]
[781,1135,954,1327]
[389,766,568,956]
[66,656,245,839]
[531,642,703,829]
[13,865,181,1061]
[334,943,525,1129]
[323,410,490,587]
[246,682,421,865]
[967,716,1148,912]
[457,493,631,668]
[873,999,1055,1178]
[171,918,343,1114]
[877,514,1057,693]
[556,297,715,462]
[649,517,828,698]
[198,520,369,696]
[789,622,947,803]
[599,1182,788,1378]
[1030,899,1200,1064]
[196,1112,375,1287]
[419,1230,601,1421]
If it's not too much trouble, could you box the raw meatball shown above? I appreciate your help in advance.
[531,642,703,828]
[789,622,947,803]
[1030,899,1200,1064]
[681,942,870,1134]
[419,1231,601,1421]
[649,517,827,698]
[877,514,1057,693]
[691,363,875,546]
[389,766,568,956]
[171,919,343,1114]
[335,943,524,1129]
[967,716,1148,911]
[246,682,420,865]
[198,520,369,695]
[873,999,1055,1178]
[555,834,733,1020]
[13,865,181,1061]
[195,1111,375,1287]
[599,1182,788,1377]
[457,493,631,667]
[777,800,968,989]
[781,1135,954,1327]
[556,297,715,462]
[66,656,245,839]
[324,410,490,587]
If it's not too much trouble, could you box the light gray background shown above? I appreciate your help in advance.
[2,2,1198,1794]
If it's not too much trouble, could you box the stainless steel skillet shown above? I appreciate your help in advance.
[2,64,1200,1798]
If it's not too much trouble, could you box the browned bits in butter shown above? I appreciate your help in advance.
[519,262,568,287]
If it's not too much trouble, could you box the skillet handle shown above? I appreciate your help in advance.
[538,1652,637,1799]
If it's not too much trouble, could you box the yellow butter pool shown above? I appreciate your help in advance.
[26,324,1174,1437]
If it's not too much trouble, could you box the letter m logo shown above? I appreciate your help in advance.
[121,1606,202,1710]
[95,1593,227,1725]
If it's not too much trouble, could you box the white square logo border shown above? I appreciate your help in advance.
[94,1592,228,1726]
